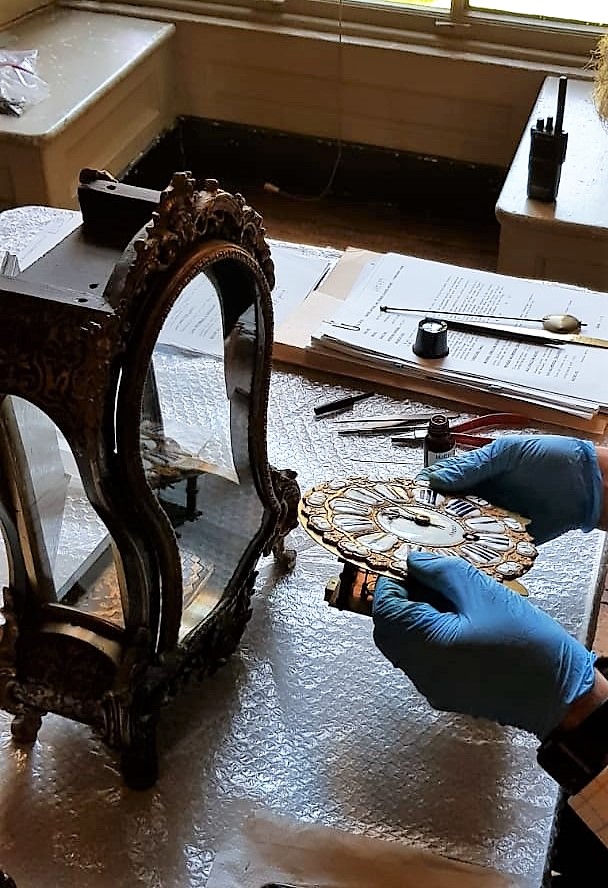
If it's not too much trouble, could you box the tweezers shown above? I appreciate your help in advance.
[260,883,336,887]
[335,410,461,435]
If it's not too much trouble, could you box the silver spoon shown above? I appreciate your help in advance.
[379,306,584,334]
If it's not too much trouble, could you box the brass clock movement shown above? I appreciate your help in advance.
[299,476,537,613]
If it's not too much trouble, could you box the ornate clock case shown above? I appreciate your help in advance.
[0,170,299,788]
[299,477,537,614]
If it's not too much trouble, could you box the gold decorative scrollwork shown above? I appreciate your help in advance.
[299,476,537,583]
[125,173,274,299]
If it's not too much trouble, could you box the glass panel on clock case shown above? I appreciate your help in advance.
[144,261,266,639]
[1,397,125,627]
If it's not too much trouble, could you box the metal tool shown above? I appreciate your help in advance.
[380,305,585,334]
[313,392,373,417]
[412,317,449,358]
[392,412,530,450]
[0,250,20,277]
[391,315,608,350]
[334,410,461,435]
[438,317,608,349]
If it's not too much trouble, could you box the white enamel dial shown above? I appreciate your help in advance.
[377,505,465,547]
[298,476,537,582]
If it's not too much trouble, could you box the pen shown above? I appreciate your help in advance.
[313,392,373,417]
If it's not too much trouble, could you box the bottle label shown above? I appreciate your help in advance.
[424,446,455,467]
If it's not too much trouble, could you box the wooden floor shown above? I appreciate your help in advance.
[248,186,501,270]
[251,185,608,656]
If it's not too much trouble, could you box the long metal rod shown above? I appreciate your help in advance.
[434,317,608,350]
[380,305,584,327]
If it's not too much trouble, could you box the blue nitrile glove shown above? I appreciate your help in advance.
[417,435,602,545]
[372,552,597,739]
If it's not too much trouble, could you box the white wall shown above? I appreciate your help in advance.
[37,2,601,168]
[173,17,585,168]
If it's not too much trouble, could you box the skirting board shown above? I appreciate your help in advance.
[122,117,505,223]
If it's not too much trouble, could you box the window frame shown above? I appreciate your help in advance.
[82,0,606,62]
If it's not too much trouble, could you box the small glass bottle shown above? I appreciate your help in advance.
[423,413,455,468]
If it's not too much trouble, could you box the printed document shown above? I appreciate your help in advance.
[158,242,336,357]
[312,252,608,418]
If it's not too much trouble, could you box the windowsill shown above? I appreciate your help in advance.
[61,0,599,73]
[0,7,174,140]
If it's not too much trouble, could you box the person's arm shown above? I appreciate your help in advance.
[537,663,608,846]
[372,554,608,845]
[557,667,608,732]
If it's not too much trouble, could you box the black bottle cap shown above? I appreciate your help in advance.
[428,413,450,436]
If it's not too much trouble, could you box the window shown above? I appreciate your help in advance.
[93,0,606,63]
[345,0,605,26]
[469,2,605,24]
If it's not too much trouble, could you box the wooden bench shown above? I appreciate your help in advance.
[0,7,174,209]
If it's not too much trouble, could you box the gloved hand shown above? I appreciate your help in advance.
[417,435,602,544]
[372,552,597,739]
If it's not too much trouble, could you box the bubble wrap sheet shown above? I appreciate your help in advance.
[0,208,606,888]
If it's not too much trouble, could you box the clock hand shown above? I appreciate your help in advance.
[399,506,445,528]
[387,506,444,528]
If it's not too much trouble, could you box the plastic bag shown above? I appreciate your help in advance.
[0,49,49,117]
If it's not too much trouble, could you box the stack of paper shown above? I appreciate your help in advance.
[310,252,608,425]
[12,211,608,432]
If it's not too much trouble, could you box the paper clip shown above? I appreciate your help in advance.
[325,321,361,332]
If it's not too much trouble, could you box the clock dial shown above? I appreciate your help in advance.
[298,476,536,582]
[377,505,465,547]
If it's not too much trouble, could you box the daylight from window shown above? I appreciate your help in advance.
[399,1,606,25]
[471,1,607,23]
